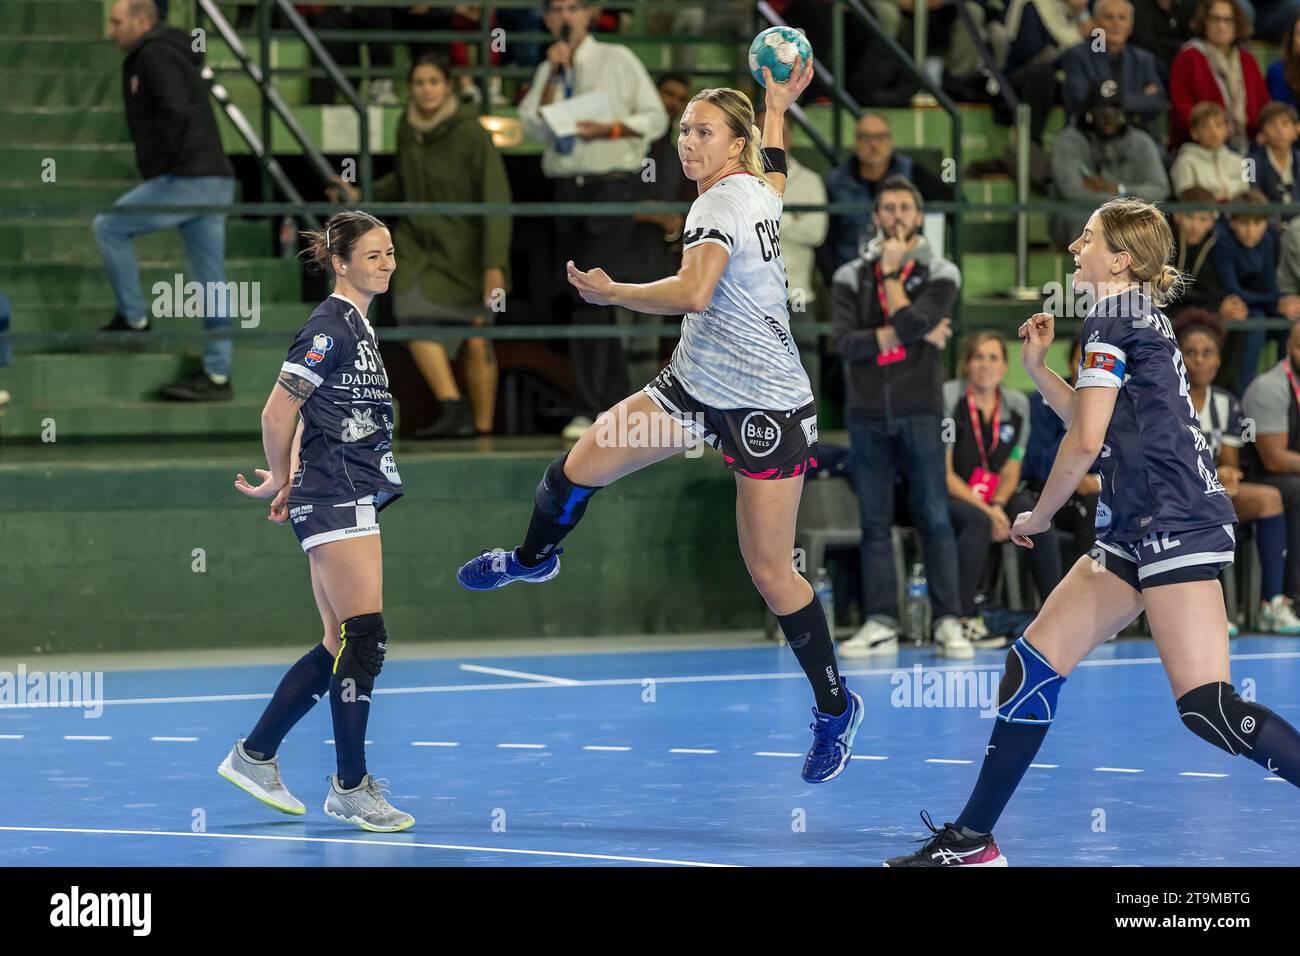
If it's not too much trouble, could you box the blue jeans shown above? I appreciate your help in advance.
[848,414,962,622]
[92,175,236,378]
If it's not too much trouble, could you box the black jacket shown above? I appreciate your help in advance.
[831,234,960,420]
[122,25,233,180]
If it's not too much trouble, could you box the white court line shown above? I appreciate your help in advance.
[669,748,717,754]
[1029,763,1058,769]
[38,650,1300,709]
[1095,767,1144,773]
[411,741,459,747]
[851,755,889,761]
[458,663,579,686]
[324,740,374,746]
[1180,772,1228,778]
[0,825,732,868]
[583,746,631,752]
[63,736,110,741]
[150,736,198,742]
[925,758,973,765]
[497,743,545,750]
[0,735,23,740]
[1265,777,1285,782]
[754,751,801,758]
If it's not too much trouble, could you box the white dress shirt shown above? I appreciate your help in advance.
[780,156,829,305]
[517,34,669,178]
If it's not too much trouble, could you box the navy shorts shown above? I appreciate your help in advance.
[1092,524,1236,591]
[642,364,819,480]
[288,492,397,553]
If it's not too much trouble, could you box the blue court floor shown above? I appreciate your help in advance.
[2,636,1298,867]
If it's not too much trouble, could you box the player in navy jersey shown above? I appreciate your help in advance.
[218,211,413,832]
[457,61,866,784]
[888,198,1300,867]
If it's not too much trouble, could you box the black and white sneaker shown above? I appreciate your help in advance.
[101,312,151,333]
[159,370,232,402]
[884,810,1008,867]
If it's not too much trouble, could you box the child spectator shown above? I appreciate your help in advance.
[1170,101,1250,199]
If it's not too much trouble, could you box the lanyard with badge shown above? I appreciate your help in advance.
[874,259,916,365]
[966,387,1001,503]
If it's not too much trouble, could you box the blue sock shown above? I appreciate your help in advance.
[244,643,334,760]
[329,673,371,789]
[955,635,1063,835]
[1255,514,1287,601]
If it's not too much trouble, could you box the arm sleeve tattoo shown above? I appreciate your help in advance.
[277,371,318,404]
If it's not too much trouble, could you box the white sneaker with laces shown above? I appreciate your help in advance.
[839,618,899,657]
[1259,594,1300,635]
[934,616,975,659]
[217,740,306,815]
[962,615,1006,649]
[562,415,593,441]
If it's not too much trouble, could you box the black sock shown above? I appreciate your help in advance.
[518,453,601,566]
[955,718,1051,835]
[1249,709,1300,786]
[778,597,846,715]
[329,673,371,790]
[244,643,334,760]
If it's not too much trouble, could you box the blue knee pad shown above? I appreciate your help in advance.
[997,636,1066,724]
[535,452,600,527]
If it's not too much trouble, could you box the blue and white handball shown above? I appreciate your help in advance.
[748,26,812,87]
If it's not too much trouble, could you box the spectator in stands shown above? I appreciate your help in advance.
[831,176,970,660]
[1255,0,1300,41]
[756,106,829,391]
[1131,0,1199,83]
[1279,212,1300,291]
[998,0,1092,148]
[630,73,692,292]
[303,4,398,106]
[1242,322,1300,612]
[332,52,512,439]
[1168,187,1236,324]
[632,73,693,363]
[1023,337,1100,565]
[1048,81,1170,250]
[517,0,668,441]
[824,112,954,272]
[0,292,10,407]
[1210,190,1300,390]
[1167,0,1269,153]
[898,0,995,82]
[1266,11,1300,105]
[1179,315,1300,633]
[1060,0,1168,140]
[944,331,1057,647]
[97,0,237,402]
[1248,101,1300,211]
[1170,101,1250,198]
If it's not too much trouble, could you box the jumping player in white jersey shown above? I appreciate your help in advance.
[457,59,865,783]
[887,198,1300,866]
[219,211,414,832]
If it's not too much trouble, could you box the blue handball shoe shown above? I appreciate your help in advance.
[801,683,864,784]
[457,547,563,591]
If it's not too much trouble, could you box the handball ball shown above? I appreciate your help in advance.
[748,26,812,87]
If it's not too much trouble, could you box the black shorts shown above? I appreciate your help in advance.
[1091,524,1236,591]
[643,364,819,480]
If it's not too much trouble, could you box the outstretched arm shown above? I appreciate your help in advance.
[566,241,730,315]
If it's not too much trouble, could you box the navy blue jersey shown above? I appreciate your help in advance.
[281,294,403,508]
[1075,288,1234,541]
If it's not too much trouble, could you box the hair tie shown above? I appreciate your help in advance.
[325,223,331,250]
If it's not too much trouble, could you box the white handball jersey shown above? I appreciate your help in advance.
[669,171,814,411]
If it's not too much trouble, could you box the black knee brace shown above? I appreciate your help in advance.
[1177,682,1270,756]
[534,452,601,528]
[334,612,387,697]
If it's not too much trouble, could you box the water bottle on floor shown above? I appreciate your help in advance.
[905,563,930,645]
[813,566,835,639]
